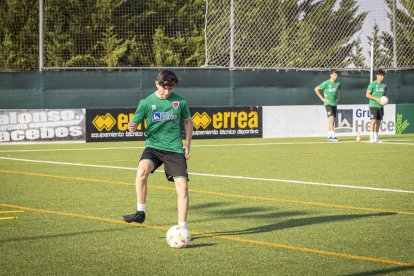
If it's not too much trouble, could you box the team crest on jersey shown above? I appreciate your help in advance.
[172,101,179,109]
[151,105,157,111]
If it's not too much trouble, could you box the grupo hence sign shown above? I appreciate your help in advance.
[0,109,86,143]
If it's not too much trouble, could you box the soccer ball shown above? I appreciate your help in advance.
[166,225,190,248]
[379,96,389,105]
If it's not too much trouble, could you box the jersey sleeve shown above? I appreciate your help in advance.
[318,80,327,90]
[132,100,146,124]
[367,82,375,92]
[181,99,191,119]
[338,81,342,90]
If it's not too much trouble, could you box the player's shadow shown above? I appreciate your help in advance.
[345,265,414,275]
[185,243,216,249]
[191,202,230,210]
[208,212,394,237]
[191,202,309,223]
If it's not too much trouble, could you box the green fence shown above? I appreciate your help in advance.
[1,69,413,109]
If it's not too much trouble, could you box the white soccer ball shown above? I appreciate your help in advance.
[379,96,389,105]
[166,225,190,248]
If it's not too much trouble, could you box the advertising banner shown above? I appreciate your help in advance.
[263,104,396,138]
[0,109,86,143]
[86,106,262,142]
[190,106,262,139]
[86,108,144,142]
[335,104,395,135]
[395,104,414,134]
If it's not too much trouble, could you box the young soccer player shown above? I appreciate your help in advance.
[122,70,193,229]
[366,69,387,143]
[314,69,343,142]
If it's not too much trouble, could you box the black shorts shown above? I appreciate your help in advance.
[370,107,384,120]
[140,147,189,182]
[325,105,337,118]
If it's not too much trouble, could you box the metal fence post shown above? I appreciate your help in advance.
[229,0,235,68]
[39,0,44,71]
[392,0,398,68]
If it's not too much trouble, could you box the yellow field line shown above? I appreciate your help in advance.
[0,202,413,267]
[0,169,132,187]
[0,210,24,214]
[0,216,19,220]
[1,169,413,216]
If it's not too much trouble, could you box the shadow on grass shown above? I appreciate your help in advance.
[0,227,128,243]
[191,202,309,223]
[346,265,414,275]
[191,202,230,210]
[186,243,216,249]
[203,212,394,237]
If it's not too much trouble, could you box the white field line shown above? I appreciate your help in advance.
[1,156,413,194]
[0,141,337,153]
[1,140,413,153]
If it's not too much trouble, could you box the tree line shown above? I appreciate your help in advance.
[0,0,413,71]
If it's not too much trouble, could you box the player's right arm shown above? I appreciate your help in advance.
[365,83,381,104]
[129,100,146,132]
[314,82,328,103]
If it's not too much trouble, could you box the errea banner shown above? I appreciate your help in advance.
[190,106,262,139]
[86,108,145,142]
[0,109,85,143]
[86,107,262,142]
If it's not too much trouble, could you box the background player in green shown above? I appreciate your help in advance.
[366,69,387,143]
[122,70,193,230]
[314,69,343,142]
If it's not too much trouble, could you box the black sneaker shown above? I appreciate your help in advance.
[121,211,145,223]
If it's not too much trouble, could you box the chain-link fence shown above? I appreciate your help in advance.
[1,0,413,71]
[205,0,414,69]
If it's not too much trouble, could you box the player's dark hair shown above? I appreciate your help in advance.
[156,70,179,87]
[376,69,386,75]
[329,69,338,74]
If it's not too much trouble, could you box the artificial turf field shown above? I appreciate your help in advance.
[1,135,413,275]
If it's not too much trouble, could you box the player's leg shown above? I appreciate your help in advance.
[327,106,338,142]
[375,108,384,143]
[369,107,378,143]
[369,119,377,142]
[326,106,335,141]
[122,148,162,223]
[135,159,154,208]
[375,119,382,143]
[174,177,189,228]
[163,151,189,228]
[328,115,338,141]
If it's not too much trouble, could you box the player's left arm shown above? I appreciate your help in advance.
[336,89,343,103]
[366,89,381,104]
[336,82,343,103]
[183,117,193,159]
[181,99,193,159]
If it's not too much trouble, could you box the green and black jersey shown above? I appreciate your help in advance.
[132,92,191,154]
[318,80,342,106]
[367,80,387,108]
